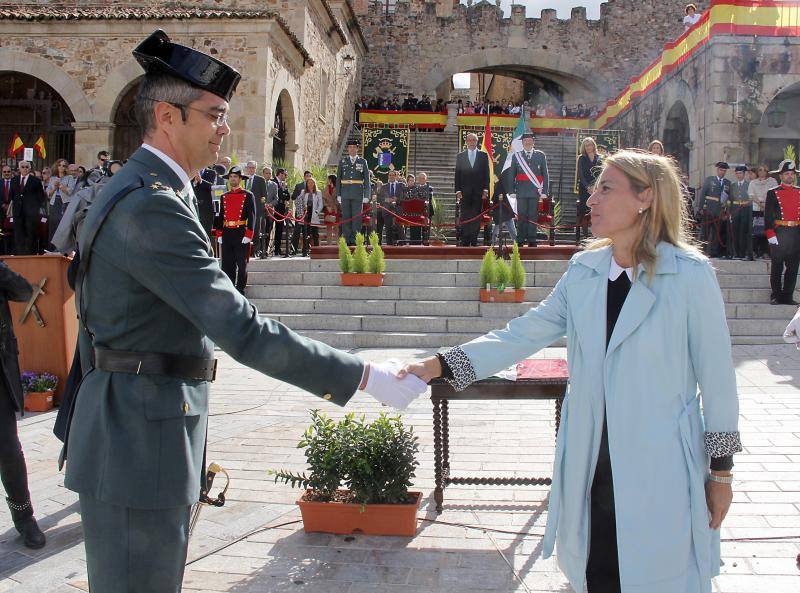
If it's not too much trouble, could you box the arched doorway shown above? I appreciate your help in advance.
[663,101,691,175]
[0,72,75,167]
[756,81,800,168]
[113,79,142,161]
[272,90,296,166]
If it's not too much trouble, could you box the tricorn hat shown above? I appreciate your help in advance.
[133,30,241,101]
[715,161,730,170]
[770,159,797,175]
[223,165,249,180]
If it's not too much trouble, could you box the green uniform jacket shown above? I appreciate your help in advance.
[64,147,364,509]
[335,156,371,202]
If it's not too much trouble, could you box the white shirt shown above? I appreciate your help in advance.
[683,13,701,29]
[141,143,194,204]
[609,258,634,282]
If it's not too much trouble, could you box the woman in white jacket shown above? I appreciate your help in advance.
[291,177,323,256]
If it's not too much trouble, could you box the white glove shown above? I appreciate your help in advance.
[540,193,548,200]
[783,308,800,343]
[242,236,251,244]
[362,360,428,410]
[508,193,516,200]
[363,197,369,204]
[337,195,342,204]
[768,236,779,245]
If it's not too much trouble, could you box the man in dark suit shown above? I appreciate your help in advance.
[1,165,14,255]
[695,161,731,257]
[191,172,214,238]
[273,168,291,256]
[376,169,407,245]
[261,166,278,257]
[454,133,490,246]
[243,160,268,249]
[11,161,47,255]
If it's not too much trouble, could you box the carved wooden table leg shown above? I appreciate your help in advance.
[555,395,564,440]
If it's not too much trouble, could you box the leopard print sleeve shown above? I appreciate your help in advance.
[440,346,477,391]
[704,431,742,458]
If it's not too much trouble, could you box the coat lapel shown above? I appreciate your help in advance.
[605,278,655,356]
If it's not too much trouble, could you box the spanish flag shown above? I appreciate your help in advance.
[481,115,495,199]
[9,134,23,157]
[33,136,46,160]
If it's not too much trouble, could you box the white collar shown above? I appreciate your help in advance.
[141,143,193,197]
[609,257,634,281]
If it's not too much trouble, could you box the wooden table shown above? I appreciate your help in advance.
[429,361,568,513]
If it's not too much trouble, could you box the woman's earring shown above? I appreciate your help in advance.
[638,208,645,215]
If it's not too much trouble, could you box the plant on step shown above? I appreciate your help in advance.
[430,196,447,242]
[338,236,352,273]
[368,231,385,274]
[510,242,526,290]
[495,256,512,292]
[269,410,419,505]
[352,232,369,273]
[479,248,496,288]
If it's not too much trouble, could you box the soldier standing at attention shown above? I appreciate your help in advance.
[765,159,800,305]
[728,165,752,260]
[695,162,731,257]
[336,139,371,245]
[214,165,255,294]
[62,30,426,593]
[508,133,549,247]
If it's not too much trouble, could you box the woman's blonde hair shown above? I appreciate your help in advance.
[585,150,698,281]
[580,137,598,157]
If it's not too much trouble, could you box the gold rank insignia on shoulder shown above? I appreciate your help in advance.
[151,181,167,190]
[149,172,158,177]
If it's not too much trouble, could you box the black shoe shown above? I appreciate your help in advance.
[16,517,45,549]
[782,299,799,306]
[771,297,780,305]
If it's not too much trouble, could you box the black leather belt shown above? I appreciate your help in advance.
[93,349,217,382]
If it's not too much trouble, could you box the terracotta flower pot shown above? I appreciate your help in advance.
[24,390,54,412]
[297,490,422,537]
[480,288,525,303]
[430,240,445,246]
[340,272,384,287]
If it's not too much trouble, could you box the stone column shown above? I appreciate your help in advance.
[72,122,114,166]
[445,103,459,132]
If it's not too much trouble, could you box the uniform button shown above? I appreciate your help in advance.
[323,393,332,401]
[183,402,190,413]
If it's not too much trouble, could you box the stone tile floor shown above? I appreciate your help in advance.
[0,345,798,592]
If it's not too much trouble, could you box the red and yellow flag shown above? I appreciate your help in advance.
[33,136,46,160]
[9,134,23,157]
[481,115,495,199]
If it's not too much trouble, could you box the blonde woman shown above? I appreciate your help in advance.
[400,150,741,593]
[577,137,602,239]
[748,164,778,258]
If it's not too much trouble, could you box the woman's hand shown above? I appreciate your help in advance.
[397,356,442,384]
[705,476,733,530]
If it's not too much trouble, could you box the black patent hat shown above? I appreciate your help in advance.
[715,161,730,169]
[770,159,797,175]
[133,30,241,101]
[346,139,360,147]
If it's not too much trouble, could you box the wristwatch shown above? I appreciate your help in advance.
[707,473,733,485]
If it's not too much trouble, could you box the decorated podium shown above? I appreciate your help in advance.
[1,255,77,404]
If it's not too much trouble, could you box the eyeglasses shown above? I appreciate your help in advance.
[99,157,109,163]
[169,102,230,127]
[19,165,30,169]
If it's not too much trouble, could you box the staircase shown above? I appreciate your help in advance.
[246,257,793,348]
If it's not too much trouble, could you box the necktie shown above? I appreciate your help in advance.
[469,151,475,167]
[4,180,8,201]
[390,183,395,197]
[21,176,26,191]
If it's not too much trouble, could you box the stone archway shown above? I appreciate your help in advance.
[271,89,297,166]
[754,80,800,168]
[663,101,691,175]
[112,78,143,161]
[0,71,76,167]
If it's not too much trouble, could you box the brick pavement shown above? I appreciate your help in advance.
[0,345,798,592]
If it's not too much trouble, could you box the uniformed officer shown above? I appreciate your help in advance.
[508,133,549,247]
[63,30,425,593]
[695,161,731,257]
[729,164,752,260]
[336,139,370,245]
[213,166,255,294]
[765,159,800,305]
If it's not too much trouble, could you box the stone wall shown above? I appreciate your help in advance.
[355,0,708,103]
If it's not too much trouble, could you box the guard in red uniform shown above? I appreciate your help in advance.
[765,159,800,305]
[213,166,255,294]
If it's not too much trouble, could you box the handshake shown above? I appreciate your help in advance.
[360,359,429,409]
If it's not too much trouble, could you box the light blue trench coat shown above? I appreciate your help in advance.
[455,242,740,593]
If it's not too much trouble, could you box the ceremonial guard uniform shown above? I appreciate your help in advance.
[213,166,255,294]
[695,162,731,257]
[765,160,800,305]
[64,31,366,593]
[509,133,549,246]
[336,139,371,244]
[728,165,752,260]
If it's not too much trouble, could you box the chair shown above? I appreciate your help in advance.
[396,198,429,245]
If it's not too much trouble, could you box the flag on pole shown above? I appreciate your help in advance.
[9,133,24,157]
[481,114,494,199]
[499,114,528,213]
[33,136,46,160]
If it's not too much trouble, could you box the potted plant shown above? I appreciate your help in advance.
[20,371,58,412]
[479,244,526,303]
[270,410,421,536]
[429,197,447,246]
[340,232,385,286]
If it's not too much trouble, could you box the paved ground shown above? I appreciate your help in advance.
[0,345,799,592]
